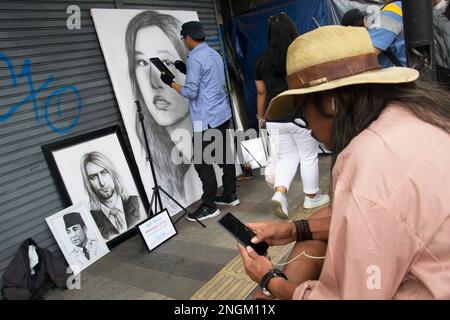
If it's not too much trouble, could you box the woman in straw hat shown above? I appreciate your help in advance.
[254,13,329,219]
[238,25,450,299]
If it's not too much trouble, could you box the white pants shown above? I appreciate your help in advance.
[266,121,320,194]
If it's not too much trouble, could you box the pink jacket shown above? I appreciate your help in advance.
[293,105,450,299]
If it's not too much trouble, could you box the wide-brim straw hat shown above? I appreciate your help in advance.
[266,26,419,121]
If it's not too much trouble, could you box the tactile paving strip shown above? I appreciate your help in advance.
[190,200,326,300]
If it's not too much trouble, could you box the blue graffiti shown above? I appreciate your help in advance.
[0,51,82,134]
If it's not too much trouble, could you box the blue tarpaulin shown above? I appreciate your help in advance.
[227,0,334,129]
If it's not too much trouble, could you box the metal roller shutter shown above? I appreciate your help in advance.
[0,0,220,296]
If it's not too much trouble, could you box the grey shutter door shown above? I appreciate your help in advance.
[0,0,219,296]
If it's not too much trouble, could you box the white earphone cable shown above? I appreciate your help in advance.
[274,250,326,267]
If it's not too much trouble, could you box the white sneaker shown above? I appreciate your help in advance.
[303,193,330,209]
[271,191,289,219]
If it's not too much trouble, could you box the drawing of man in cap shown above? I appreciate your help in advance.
[64,212,100,266]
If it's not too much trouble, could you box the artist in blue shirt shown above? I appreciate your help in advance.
[161,21,239,222]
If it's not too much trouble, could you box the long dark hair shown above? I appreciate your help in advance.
[445,3,450,19]
[321,81,450,167]
[125,11,190,200]
[262,13,298,76]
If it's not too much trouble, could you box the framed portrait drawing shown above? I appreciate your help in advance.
[42,126,150,249]
[46,202,110,274]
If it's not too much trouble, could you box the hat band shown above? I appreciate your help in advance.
[287,53,381,89]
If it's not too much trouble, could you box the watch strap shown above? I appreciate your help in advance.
[259,269,288,296]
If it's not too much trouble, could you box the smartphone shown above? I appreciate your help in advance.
[218,213,268,256]
[149,57,175,78]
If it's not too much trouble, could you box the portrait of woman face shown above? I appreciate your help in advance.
[134,26,189,127]
[93,9,201,210]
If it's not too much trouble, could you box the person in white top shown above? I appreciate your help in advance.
[254,13,329,219]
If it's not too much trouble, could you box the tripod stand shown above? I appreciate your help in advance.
[135,101,206,228]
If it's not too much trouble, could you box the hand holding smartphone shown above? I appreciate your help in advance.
[149,57,176,78]
[218,213,269,256]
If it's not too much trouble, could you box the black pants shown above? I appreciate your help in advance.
[193,120,236,209]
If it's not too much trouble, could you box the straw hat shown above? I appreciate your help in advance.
[266,26,419,121]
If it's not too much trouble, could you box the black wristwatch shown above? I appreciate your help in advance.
[259,268,288,297]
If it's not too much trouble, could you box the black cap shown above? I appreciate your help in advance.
[63,212,85,229]
[341,9,365,27]
[181,21,206,40]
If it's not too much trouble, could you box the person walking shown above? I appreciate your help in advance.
[254,13,329,219]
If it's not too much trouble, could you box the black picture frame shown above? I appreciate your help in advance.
[42,125,150,249]
[136,209,178,253]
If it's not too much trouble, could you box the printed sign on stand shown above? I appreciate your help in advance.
[137,209,177,252]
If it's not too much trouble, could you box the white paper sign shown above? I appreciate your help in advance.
[240,137,269,169]
[137,210,177,252]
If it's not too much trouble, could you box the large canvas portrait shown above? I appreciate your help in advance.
[46,202,110,274]
[42,126,150,247]
[91,9,210,215]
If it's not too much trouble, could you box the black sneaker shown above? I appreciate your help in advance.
[214,193,240,206]
[186,205,220,222]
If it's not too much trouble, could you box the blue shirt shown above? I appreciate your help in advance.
[368,1,406,68]
[181,42,232,132]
